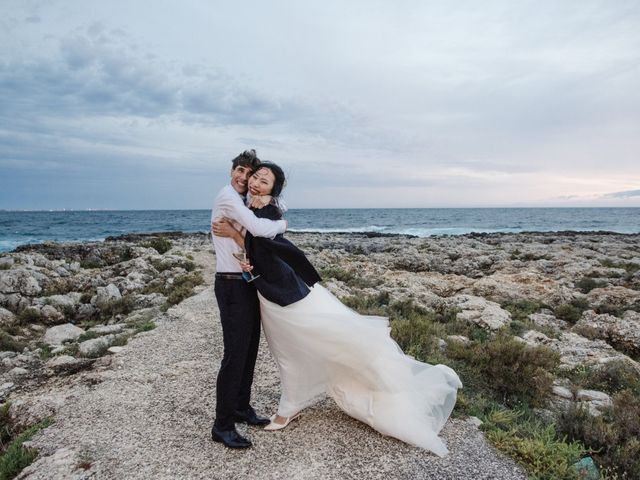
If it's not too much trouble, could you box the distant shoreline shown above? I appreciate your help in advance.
[2,206,640,212]
[6,229,640,255]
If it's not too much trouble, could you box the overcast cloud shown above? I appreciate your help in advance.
[1,0,639,209]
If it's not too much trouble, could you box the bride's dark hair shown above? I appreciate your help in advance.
[257,162,286,197]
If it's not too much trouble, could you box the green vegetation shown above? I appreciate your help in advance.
[0,332,24,353]
[16,308,42,325]
[482,407,586,480]
[320,266,382,289]
[344,292,591,478]
[600,259,640,274]
[559,361,640,397]
[142,237,172,254]
[99,296,136,319]
[0,402,53,480]
[558,391,640,479]
[575,277,607,294]
[165,272,204,307]
[80,258,103,269]
[554,298,589,323]
[76,331,101,343]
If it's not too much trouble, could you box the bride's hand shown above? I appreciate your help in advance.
[212,218,236,238]
[249,195,272,209]
[240,261,254,273]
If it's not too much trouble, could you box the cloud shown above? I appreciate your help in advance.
[604,189,640,199]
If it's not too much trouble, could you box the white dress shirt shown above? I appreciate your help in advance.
[211,184,287,273]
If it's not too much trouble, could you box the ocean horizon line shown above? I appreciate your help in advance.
[2,206,640,213]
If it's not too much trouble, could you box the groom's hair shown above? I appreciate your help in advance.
[231,149,261,171]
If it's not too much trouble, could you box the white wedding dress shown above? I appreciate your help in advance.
[259,283,462,456]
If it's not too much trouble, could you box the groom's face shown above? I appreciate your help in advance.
[230,165,253,194]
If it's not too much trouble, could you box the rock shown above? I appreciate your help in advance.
[0,306,16,326]
[450,295,511,330]
[41,305,65,324]
[522,330,553,347]
[14,447,92,480]
[471,272,568,304]
[574,310,640,356]
[528,312,568,331]
[576,389,612,404]
[108,346,124,354]
[34,294,79,310]
[88,324,125,335]
[46,355,94,375]
[8,367,29,378]
[437,338,447,350]
[130,293,166,309]
[0,268,42,295]
[552,386,573,400]
[587,286,640,310]
[467,416,483,427]
[76,304,97,321]
[0,382,15,401]
[43,324,85,345]
[92,284,122,309]
[0,293,29,312]
[540,332,634,370]
[78,335,115,358]
[446,335,471,346]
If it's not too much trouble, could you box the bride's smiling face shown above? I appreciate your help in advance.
[248,167,276,197]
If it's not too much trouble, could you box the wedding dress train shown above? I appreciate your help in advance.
[259,283,462,456]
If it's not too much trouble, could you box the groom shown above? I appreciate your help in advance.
[210,149,287,449]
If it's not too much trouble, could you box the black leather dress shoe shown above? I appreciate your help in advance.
[233,407,270,426]
[211,425,252,449]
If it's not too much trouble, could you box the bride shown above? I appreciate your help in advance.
[213,162,462,456]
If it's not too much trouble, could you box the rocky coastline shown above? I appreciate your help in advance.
[1,230,639,478]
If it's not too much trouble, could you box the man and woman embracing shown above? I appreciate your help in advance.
[209,150,461,457]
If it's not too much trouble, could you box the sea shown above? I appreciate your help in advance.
[1,208,639,253]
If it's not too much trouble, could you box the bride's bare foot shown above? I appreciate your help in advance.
[272,415,288,425]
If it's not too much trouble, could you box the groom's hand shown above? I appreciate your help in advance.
[212,218,235,238]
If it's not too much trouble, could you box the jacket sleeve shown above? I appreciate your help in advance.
[219,189,286,238]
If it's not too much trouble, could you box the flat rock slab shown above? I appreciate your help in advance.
[22,257,526,480]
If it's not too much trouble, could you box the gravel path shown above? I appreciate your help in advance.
[20,251,526,479]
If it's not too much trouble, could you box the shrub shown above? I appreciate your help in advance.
[342,292,389,316]
[80,258,102,269]
[558,391,640,479]
[390,311,443,361]
[446,332,559,407]
[554,303,585,323]
[0,332,24,353]
[16,308,42,324]
[575,277,607,294]
[320,266,381,289]
[586,361,640,395]
[486,421,585,480]
[502,299,545,322]
[165,272,204,306]
[99,296,136,319]
[77,331,101,343]
[142,238,172,254]
[119,246,134,262]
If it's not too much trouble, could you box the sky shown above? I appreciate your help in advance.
[1,0,639,209]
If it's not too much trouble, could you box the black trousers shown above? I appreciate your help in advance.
[213,277,261,431]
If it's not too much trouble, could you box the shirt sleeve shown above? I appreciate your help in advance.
[220,189,286,238]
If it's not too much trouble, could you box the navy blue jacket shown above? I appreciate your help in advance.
[244,205,321,307]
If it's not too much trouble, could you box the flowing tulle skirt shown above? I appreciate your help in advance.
[259,284,462,456]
